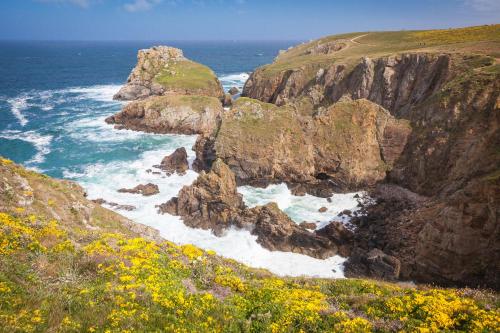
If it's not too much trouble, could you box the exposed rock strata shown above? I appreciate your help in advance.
[105,95,223,135]
[195,97,410,192]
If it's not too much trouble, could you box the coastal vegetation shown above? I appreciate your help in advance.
[0,158,499,333]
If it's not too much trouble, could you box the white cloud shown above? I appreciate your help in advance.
[123,0,162,12]
[464,0,500,12]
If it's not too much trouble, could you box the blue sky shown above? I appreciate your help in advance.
[1,0,499,40]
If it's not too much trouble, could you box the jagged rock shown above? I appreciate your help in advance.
[228,87,239,95]
[248,203,336,259]
[106,95,223,135]
[118,183,159,196]
[160,148,189,175]
[114,46,224,101]
[159,159,245,236]
[316,221,354,257]
[300,221,317,230]
[160,159,340,259]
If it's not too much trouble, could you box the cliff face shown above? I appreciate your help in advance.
[243,53,451,115]
[195,98,410,193]
[239,27,500,288]
[114,46,224,101]
[105,95,223,135]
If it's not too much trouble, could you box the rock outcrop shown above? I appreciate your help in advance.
[160,159,345,259]
[114,46,224,101]
[118,183,160,196]
[195,97,410,192]
[228,87,239,95]
[105,95,223,135]
[159,148,189,175]
[158,159,245,235]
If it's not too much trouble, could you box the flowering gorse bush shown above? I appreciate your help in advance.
[1,211,499,332]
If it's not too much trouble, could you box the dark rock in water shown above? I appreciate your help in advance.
[318,207,328,213]
[315,221,353,257]
[223,93,232,107]
[160,148,189,175]
[118,183,160,196]
[92,198,107,205]
[157,197,178,215]
[326,197,332,203]
[300,221,317,230]
[115,204,137,211]
[192,135,217,172]
[91,198,136,211]
[341,209,352,216]
[228,87,239,95]
[248,203,336,259]
[288,184,307,196]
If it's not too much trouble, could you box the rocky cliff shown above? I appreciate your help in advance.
[195,97,410,193]
[234,25,500,288]
[114,46,224,101]
[105,94,223,135]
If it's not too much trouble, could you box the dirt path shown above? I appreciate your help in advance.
[350,34,369,44]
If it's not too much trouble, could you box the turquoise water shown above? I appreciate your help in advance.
[0,41,363,277]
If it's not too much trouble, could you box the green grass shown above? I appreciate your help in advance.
[144,94,222,112]
[260,24,500,78]
[154,59,222,95]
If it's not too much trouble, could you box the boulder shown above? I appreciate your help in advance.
[346,248,401,281]
[160,148,189,175]
[228,87,239,95]
[300,221,317,230]
[118,183,159,196]
[318,207,328,213]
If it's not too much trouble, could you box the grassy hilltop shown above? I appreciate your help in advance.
[0,157,499,332]
[259,24,500,77]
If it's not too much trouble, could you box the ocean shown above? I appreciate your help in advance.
[0,41,362,277]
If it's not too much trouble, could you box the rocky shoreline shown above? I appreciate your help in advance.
[104,31,499,289]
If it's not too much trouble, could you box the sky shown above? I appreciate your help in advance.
[0,0,499,40]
